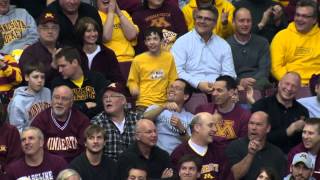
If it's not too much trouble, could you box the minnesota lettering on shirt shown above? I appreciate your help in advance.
[47,136,78,151]
[17,171,54,180]
[0,20,26,45]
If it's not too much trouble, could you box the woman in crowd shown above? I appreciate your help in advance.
[75,17,125,84]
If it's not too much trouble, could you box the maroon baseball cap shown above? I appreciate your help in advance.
[103,83,130,97]
[37,11,59,25]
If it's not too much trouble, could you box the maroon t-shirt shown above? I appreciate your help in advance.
[0,122,22,173]
[196,103,251,149]
[31,108,90,163]
[171,142,229,180]
[195,103,250,179]
[132,2,188,54]
[5,152,67,180]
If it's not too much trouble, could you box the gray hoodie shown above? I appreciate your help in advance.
[0,6,38,54]
[8,86,51,132]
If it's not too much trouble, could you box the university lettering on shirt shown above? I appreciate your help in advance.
[47,136,78,151]
[0,20,26,45]
[17,171,54,180]
[72,86,96,101]
[28,102,51,121]
[200,163,219,179]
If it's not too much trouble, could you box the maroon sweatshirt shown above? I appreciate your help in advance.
[31,107,90,163]
[132,2,187,54]
[0,122,22,175]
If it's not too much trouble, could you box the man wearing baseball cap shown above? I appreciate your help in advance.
[19,10,60,87]
[284,152,315,180]
[91,82,142,160]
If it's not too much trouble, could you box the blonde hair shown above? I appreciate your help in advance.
[56,169,81,180]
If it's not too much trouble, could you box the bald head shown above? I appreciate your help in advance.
[190,112,215,131]
[135,119,156,133]
[233,7,251,21]
[53,85,74,99]
[135,119,158,147]
[280,72,301,86]
[250,111,269,125]
[248,111,270,141]
[190,112,217,145]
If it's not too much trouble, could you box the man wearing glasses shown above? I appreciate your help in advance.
[31,85,90,163]
[271,0,320,86]
[91,82,142,160]
[171,4,236,94]
[19,10,60,88]
[117,119,173,180]
[143,78,194,154]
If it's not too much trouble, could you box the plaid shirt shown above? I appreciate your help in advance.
[91,110,142,160]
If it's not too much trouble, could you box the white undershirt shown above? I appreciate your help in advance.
[188,139,208,156]
[112,118,126,134]
[86,45,101,69]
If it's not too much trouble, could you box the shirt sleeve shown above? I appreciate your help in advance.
[171,38,200,88]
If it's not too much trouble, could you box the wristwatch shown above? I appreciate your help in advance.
[179,129,187,136]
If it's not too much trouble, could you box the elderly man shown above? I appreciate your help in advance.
[226,111,287,180]
[171,112,227,180]
[5,127,67,180]
[287,118,320,179]
[143,78,194,154]
[117,119,173,180]
[47,0,102,46]
[284,152,316,180]
[19,10,60,87]
[31,85,90,163]
[70,124,117,180]
[271,0,320,85]
[91,82,142,160]
[171,5,236,93]
[252,72,309,153]
[0,0,38,54]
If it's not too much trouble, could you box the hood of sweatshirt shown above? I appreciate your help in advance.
[10,86,51,108]
[187,0,225,8]
[287,22,320,36]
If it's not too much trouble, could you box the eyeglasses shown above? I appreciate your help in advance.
[52,95,72,102]
[195,15,216,22]
[39,25,59,31]
[137,130,157,135]
[168,85,184,92]
[295,13,315,19]
[103,95,124,100]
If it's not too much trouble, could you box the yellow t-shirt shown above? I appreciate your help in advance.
[127,51,178,107]
[99,10,139,62]
[71,75,84,88]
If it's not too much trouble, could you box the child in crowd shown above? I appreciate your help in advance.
[127,27,177,111]
[8,62,51,132]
